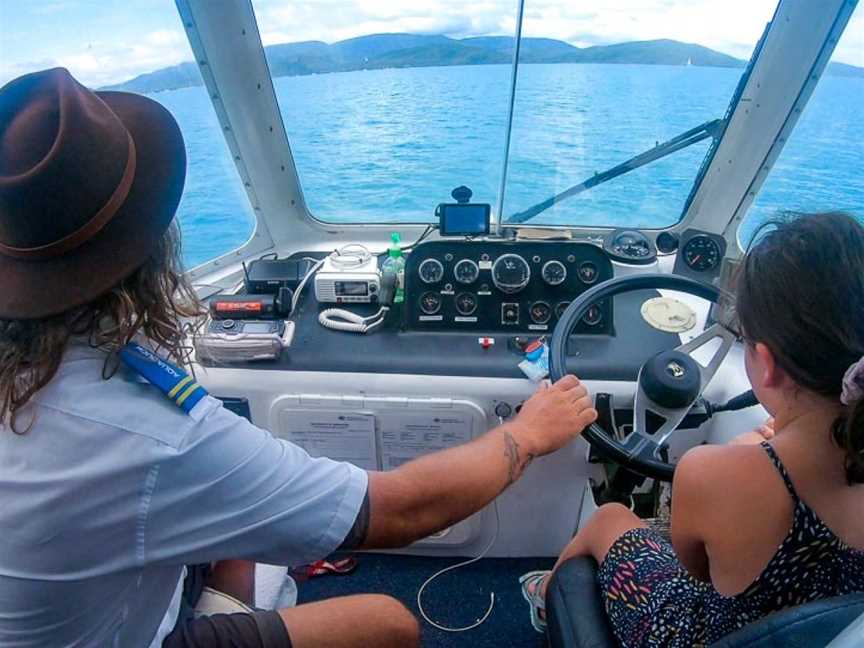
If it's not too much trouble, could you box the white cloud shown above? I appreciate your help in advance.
[252,0,862,65]
[2,0,861,87]
[40,29,191,87]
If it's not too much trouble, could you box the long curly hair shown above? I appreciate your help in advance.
[0,223,204,433]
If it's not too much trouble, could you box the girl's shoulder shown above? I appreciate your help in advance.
[673,443,792,522]
[675,443,773,487]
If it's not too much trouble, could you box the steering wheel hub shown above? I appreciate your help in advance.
[549,273,734,481]
[640,350,701,409]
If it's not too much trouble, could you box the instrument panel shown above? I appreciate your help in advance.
[405,241,614,334]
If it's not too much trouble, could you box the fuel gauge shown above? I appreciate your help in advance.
[455,292,478,316]
[419,291,442,315]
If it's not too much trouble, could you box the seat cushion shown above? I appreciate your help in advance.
[545,554,864,648]
[545,556,617,648]
[709,593,864,648]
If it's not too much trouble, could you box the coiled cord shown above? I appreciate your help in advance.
[317,306,389,334]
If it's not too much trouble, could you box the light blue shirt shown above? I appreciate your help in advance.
[0,342,368,647]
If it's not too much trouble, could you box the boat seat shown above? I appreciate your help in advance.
[545,556,864,648]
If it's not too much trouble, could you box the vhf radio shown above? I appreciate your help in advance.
[314,244,381,304]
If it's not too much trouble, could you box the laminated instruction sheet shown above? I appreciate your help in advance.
[281,410,378,470]
[280,406,475,471]
[377,412,473,470]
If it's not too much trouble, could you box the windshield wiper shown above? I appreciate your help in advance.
[505,118,725,225]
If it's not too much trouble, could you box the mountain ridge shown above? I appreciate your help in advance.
[101,32,864,94]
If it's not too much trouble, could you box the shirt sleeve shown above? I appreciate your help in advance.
[142,397,369,567]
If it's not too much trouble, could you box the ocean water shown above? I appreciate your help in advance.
[151,64,863,267]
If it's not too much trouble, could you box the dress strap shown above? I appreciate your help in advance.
[760,441,800,501]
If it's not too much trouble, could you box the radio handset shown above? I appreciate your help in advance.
[377,269,398,307]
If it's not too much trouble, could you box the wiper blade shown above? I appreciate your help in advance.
[505,118,725,225]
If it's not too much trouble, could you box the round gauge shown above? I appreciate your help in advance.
[491,254,531,294]
[455,292,478,316]
[541,260,567,286]
[578,261,599,285]
[606,229,655,264]
[682,235,722,272]
[529,301,552,325]
[583,303,603,327]
[453,259,479,285]
[419,291,442,315]
[555,301,570,319]
[418,258,444,284]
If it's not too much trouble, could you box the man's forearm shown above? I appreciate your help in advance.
[361,422,536,549]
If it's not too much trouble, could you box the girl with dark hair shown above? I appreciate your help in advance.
[523,212,864,646]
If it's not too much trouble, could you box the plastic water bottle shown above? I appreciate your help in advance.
[381,232,405,304]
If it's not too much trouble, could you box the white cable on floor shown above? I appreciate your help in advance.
[417,500,501,633]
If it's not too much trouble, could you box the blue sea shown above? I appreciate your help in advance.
[152,64,863,267]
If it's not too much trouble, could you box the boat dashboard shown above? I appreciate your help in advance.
[194,231,733,382]
[405,240,613,335]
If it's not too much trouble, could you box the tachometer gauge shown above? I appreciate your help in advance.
[455,292,478,316]
[682,235,721,272]
[453,259,479,284]
[578,261,599,285]
[419,291,442,315]
[491,254,531,294]
[541,260,567,286]
[418,258,444,284]
[530,301,552,324]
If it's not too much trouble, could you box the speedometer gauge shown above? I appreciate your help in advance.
[491,254,531,294]
[682,235,721,272]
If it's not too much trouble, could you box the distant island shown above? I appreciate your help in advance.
[102,32,864,94]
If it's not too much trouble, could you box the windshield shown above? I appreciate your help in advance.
[251,0,793,227]
[250,0,519,222]
[500,1,782,228]
[3,1,861,241]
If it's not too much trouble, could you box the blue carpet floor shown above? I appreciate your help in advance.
[296,554,555,647]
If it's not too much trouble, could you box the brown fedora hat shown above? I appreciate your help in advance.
[0,67,186,319]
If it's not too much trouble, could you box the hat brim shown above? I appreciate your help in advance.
[0,91,186,319]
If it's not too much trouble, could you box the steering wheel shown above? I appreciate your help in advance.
[549,274,736,481]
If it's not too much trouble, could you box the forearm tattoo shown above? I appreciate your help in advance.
[503,429,535,486]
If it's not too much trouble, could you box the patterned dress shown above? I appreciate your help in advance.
[597,442,864,647]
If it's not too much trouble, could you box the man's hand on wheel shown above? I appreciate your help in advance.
[509,375,598,458]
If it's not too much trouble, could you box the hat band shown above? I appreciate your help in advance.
[0,132,137,261]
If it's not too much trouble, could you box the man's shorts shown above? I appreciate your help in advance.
[161,564,292,648]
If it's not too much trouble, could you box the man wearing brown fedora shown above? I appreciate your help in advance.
[0,68,597,648]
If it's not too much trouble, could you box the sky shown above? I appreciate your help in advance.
[0,0,861,87]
